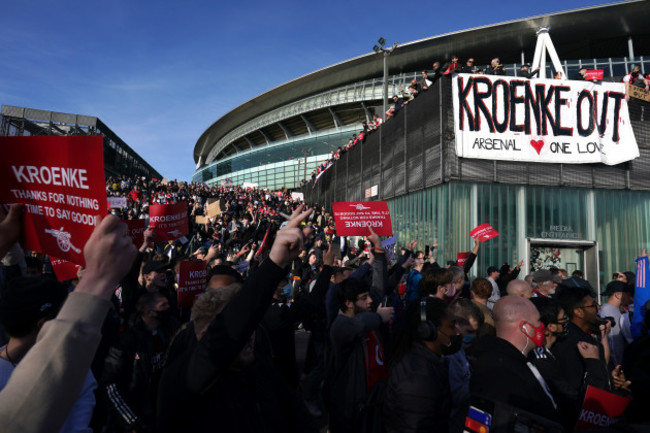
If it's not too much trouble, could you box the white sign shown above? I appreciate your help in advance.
[452,74,639,165]
[107,197,127,209]
[291,192,304,201]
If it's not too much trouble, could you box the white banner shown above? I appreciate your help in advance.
[452,74,639,165]
[291,192,304,202]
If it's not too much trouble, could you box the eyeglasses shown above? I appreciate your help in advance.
[579,303,599,310]
[468,60,474,63]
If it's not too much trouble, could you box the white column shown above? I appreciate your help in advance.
[517,186,528,275]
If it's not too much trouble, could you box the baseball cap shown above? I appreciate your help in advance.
[533,269,554,283]
[601,281,633,296]
[0,276,68,332]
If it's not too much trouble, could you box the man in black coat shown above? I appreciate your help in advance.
[469,296,559,423]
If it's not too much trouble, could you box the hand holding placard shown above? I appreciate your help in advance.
[469,223,499,242]
[0,204,24,258]
[78,215,137,301]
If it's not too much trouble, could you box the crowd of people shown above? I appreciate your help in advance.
[1,173,650,433]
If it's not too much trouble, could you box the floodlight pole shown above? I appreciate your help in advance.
[373,39,399,122]
[383,52,388,122]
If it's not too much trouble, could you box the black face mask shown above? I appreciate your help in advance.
[441,333,463,356]
[155,309,172,323]
[552,320,569,339]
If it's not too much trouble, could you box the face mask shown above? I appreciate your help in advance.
[520,321,545,348]
[552,320,568,339]
[440,332,462,356]
[155,309,172,323]
[462,334,476,345]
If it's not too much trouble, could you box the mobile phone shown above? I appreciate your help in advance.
[425,245,430,257]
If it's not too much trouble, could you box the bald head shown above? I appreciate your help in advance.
[493,296,541,355]
[506,279,533,298]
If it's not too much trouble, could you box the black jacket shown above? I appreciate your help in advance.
[469,335,559,423]
[158,258,317,433]
[101,317,179,431]
[262,265,333,387]
[383,343,450,433]
[529,344,608,429]
[551,322,612,425]
[327,312,383,433]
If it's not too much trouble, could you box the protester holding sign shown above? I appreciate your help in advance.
[0,215,136,433]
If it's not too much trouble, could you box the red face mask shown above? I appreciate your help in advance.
[520,321,546,347]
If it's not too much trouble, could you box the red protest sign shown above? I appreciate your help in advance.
[0,136,106,266]
[121,219,146,248]
[469,223,499,242]
[50,256,82,282]
[574,386,631,431]
[331,201,393,237]
[457,252,470,267]
[177,260,207,308]
[149,203,188,241]
[584,69,604,80]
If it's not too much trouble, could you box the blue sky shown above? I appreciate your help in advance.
[0,0,615,181]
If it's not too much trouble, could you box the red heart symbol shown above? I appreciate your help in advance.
[530,140,544,155]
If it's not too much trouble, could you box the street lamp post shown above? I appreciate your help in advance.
[373,37,399,122]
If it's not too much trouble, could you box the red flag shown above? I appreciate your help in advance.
[149,203,188,241]
[0,136,106,266]
[255,227,271,259]
[469,223,499,242]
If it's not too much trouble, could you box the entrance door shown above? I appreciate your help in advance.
[525,238,600,295]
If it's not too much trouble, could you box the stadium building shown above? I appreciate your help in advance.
[194,1,650,290]
[1,105,161,180]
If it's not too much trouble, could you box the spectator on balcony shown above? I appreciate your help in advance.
[623,65,649,102]
[460,58,476,74]
[410,79,421,95]
[386,95,405,119]
[420,70,432,90]
[519,64,540,79]
[443,55,460,75]
[486,58,506,75]
[431,62,443,84]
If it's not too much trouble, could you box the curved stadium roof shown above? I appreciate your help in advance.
[194,0,649,166]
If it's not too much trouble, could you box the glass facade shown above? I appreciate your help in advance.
[387,182,650,289]
[193,129,355,188]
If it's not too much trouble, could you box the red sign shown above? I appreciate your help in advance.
[457,252,470,267]
[331,201,393,237]
[0,136,106,266]
[574,386,631,431]
[148,203,188,241]
[177,260,207,308]
[469,223,499,242]
[50,256,81,282]
[584,69,604,80]
[122,219,146,248]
